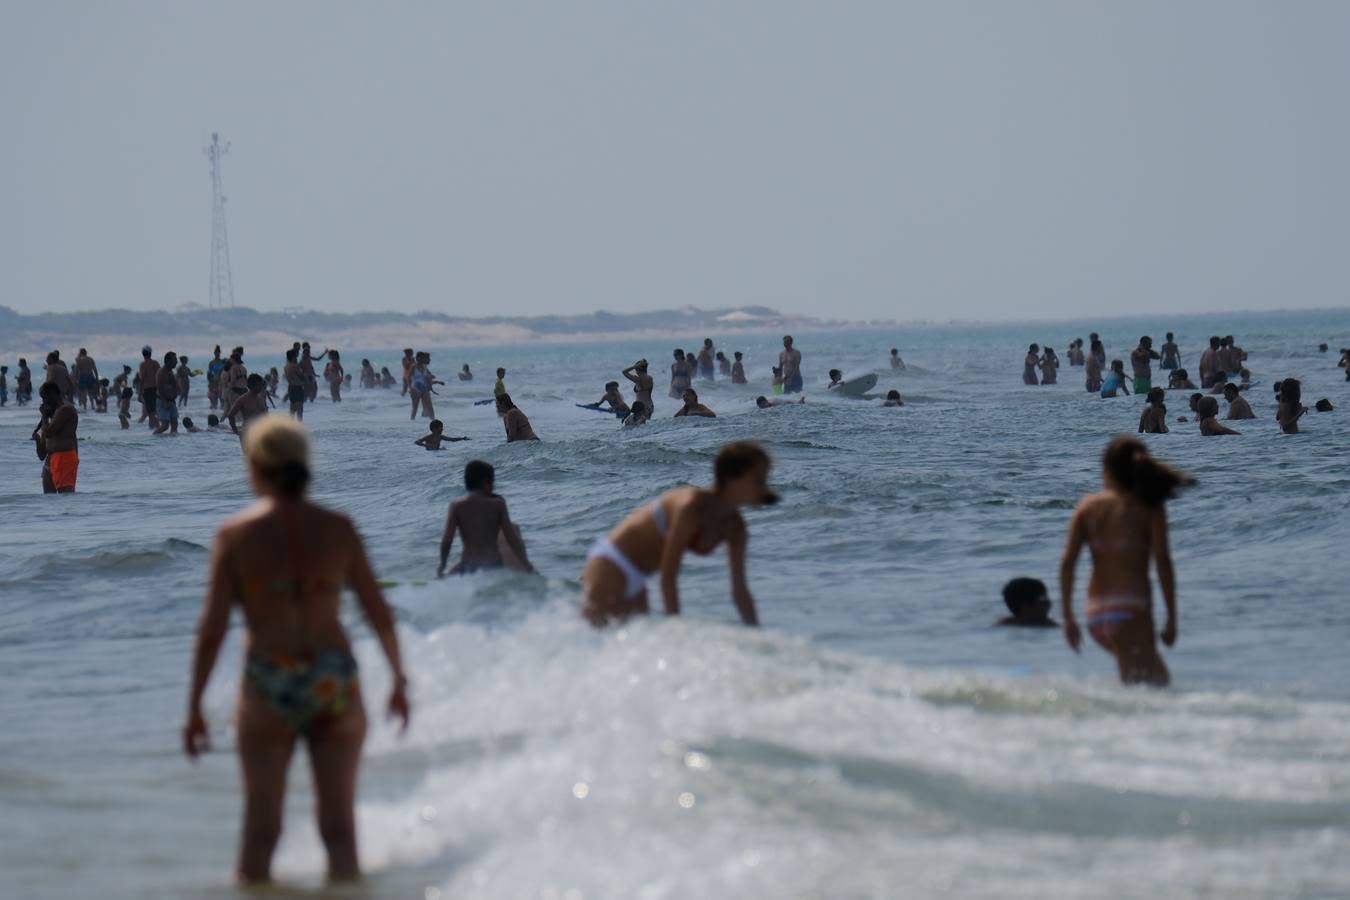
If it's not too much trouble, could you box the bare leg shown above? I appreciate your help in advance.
[235,692,297,884]
[306,703,367,882]
[410,392,420,420]
[1093,613,1170,687]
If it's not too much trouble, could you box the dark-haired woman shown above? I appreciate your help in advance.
[1023,344,1041,385]
[581,441,778,626]
[1276,378,1306,434]
[1084,341,1104,392]
[670,349,693,399]
[1059,437,1193,685]
[184,417,409,884]
[496,393,539,442]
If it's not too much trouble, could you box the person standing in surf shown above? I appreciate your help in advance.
[437,459,534,575]
[1023,344,1041,385]
[183,417,409,885]
[669,349,692,399]
[779,335,803,394]
[1159,332,1181,371]
[1059,437,1192,686]
[622,359,655,415]
[581,441,776,626]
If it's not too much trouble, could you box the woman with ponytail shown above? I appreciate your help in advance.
[183,417,409,884]
[1059,437,1194,685]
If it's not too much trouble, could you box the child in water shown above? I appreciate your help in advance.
[415,419,468,450]
[182,417,203,433]
[1167,368,1196,390]
[1100,360,1130,397]
[1060,437,1193,685]
[998,578,1056,627]
[882,390,904,407]
[771,366,784,395]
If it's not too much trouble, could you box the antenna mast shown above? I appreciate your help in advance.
[204,132,236,309]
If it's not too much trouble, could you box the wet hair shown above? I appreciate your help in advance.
[1172,368,1188,380]
[734,351,742,359]
[207,414,219,426]
[163,351,177,365]
[891,347,898,354]
[496,367,505,377]
[1188,392,1203,409]
[1102,436,1193,507]
[1139,335,1151,346]
[783,335,794,344]
[605,381,619,390]
[1146,387,1165,404]
[429,419,443,432]
[1209,335,1221,349]
[214,345,221,354]
[1317,343,1328,352]
[182,417,194,429]
[683,388,699,402]
[673,349,684,359]
[755,396,770,407]
[886,389,901,401]
[1280,378,1301,404]
[1110,359,1125,372]
[1222,383,1239,398]
[714,441,771,488]
[1196,396,1220,418]
[403,347,413,354]
[829,369,842,380]
[39,382,61,402]
[247,373,265,390]
[1089,339,1103,354]
[461,363,470,371]
[1315,398,1333,412]
[1002,577,1048,616]
[464,459,494,491]
[243,417,311,497]
[771,366,782,375]
[19,358,26,366]
[704,338,713,346]
[1166,332,1174,340]
[329,350,340,360]
[1028,343,1039,353]
[47,351,60,364]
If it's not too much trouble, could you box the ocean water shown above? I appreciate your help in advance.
[1,310,1348,899]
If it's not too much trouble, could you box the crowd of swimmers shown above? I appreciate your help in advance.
[1021,332,1336,436]
[7,328,1342,887]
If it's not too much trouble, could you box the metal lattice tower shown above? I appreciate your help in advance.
[204,132,236,309]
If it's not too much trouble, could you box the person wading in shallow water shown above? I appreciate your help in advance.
[183,417,409,885]
[581,441,778,627]
[1059,437,1193,686]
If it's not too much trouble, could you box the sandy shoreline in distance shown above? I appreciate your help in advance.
[0,320,866,362]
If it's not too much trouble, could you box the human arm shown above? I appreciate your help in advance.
[438,502,459,576]
[724,518,759,626]
[1059,503,1087,652]
[224,395,243,433]
[622,365,639,384]
[184,530,236,759]
[1137,409,1149,433]
[1150,507,1177,646]
[345,519,410,732]
[497,501,535,574]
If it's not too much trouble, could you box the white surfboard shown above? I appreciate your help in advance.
[829,373,878,397]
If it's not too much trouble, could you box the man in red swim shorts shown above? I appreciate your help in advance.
[34,382,79,493]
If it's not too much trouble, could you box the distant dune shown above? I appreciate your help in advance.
[0,304,861,359]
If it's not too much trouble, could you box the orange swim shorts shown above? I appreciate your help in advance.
[48,449,79,491]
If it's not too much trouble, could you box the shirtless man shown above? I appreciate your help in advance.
[45,351,74,404]
[1158,333,1180,371]
[1129,336,1161,394]
[496,393,539,441]
[1089,333,1106,368]
[1198,336,1222,388]
[226,374,270,435]
[1223,383,1255,420]
[283,349,306,420]
[675,388,716,418]
[138,346,161,429]
[154,351,181,435]
[697,339,716,381]
[779,336,803,394]
[1225,335,1246,373]
[437,460,534,576]
[17,358,32,405]
[1197,396,1239,435]
[34,382,80,493]
[731,352,747,384]
[622,359,655,415]
[73,348,99,410]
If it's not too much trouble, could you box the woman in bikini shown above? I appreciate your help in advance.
[183,417,409,884]
[582,441,778,627]
[1059,437,1193,685]
[670,349,693,399]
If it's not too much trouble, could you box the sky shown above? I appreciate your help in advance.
[3,1,1349,322]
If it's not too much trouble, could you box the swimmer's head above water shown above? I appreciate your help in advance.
[1000,577,1054,627]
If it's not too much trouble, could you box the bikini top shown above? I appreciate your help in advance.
[650,498,716,556]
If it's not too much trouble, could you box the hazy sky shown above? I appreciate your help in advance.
[4,2,1349,321]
